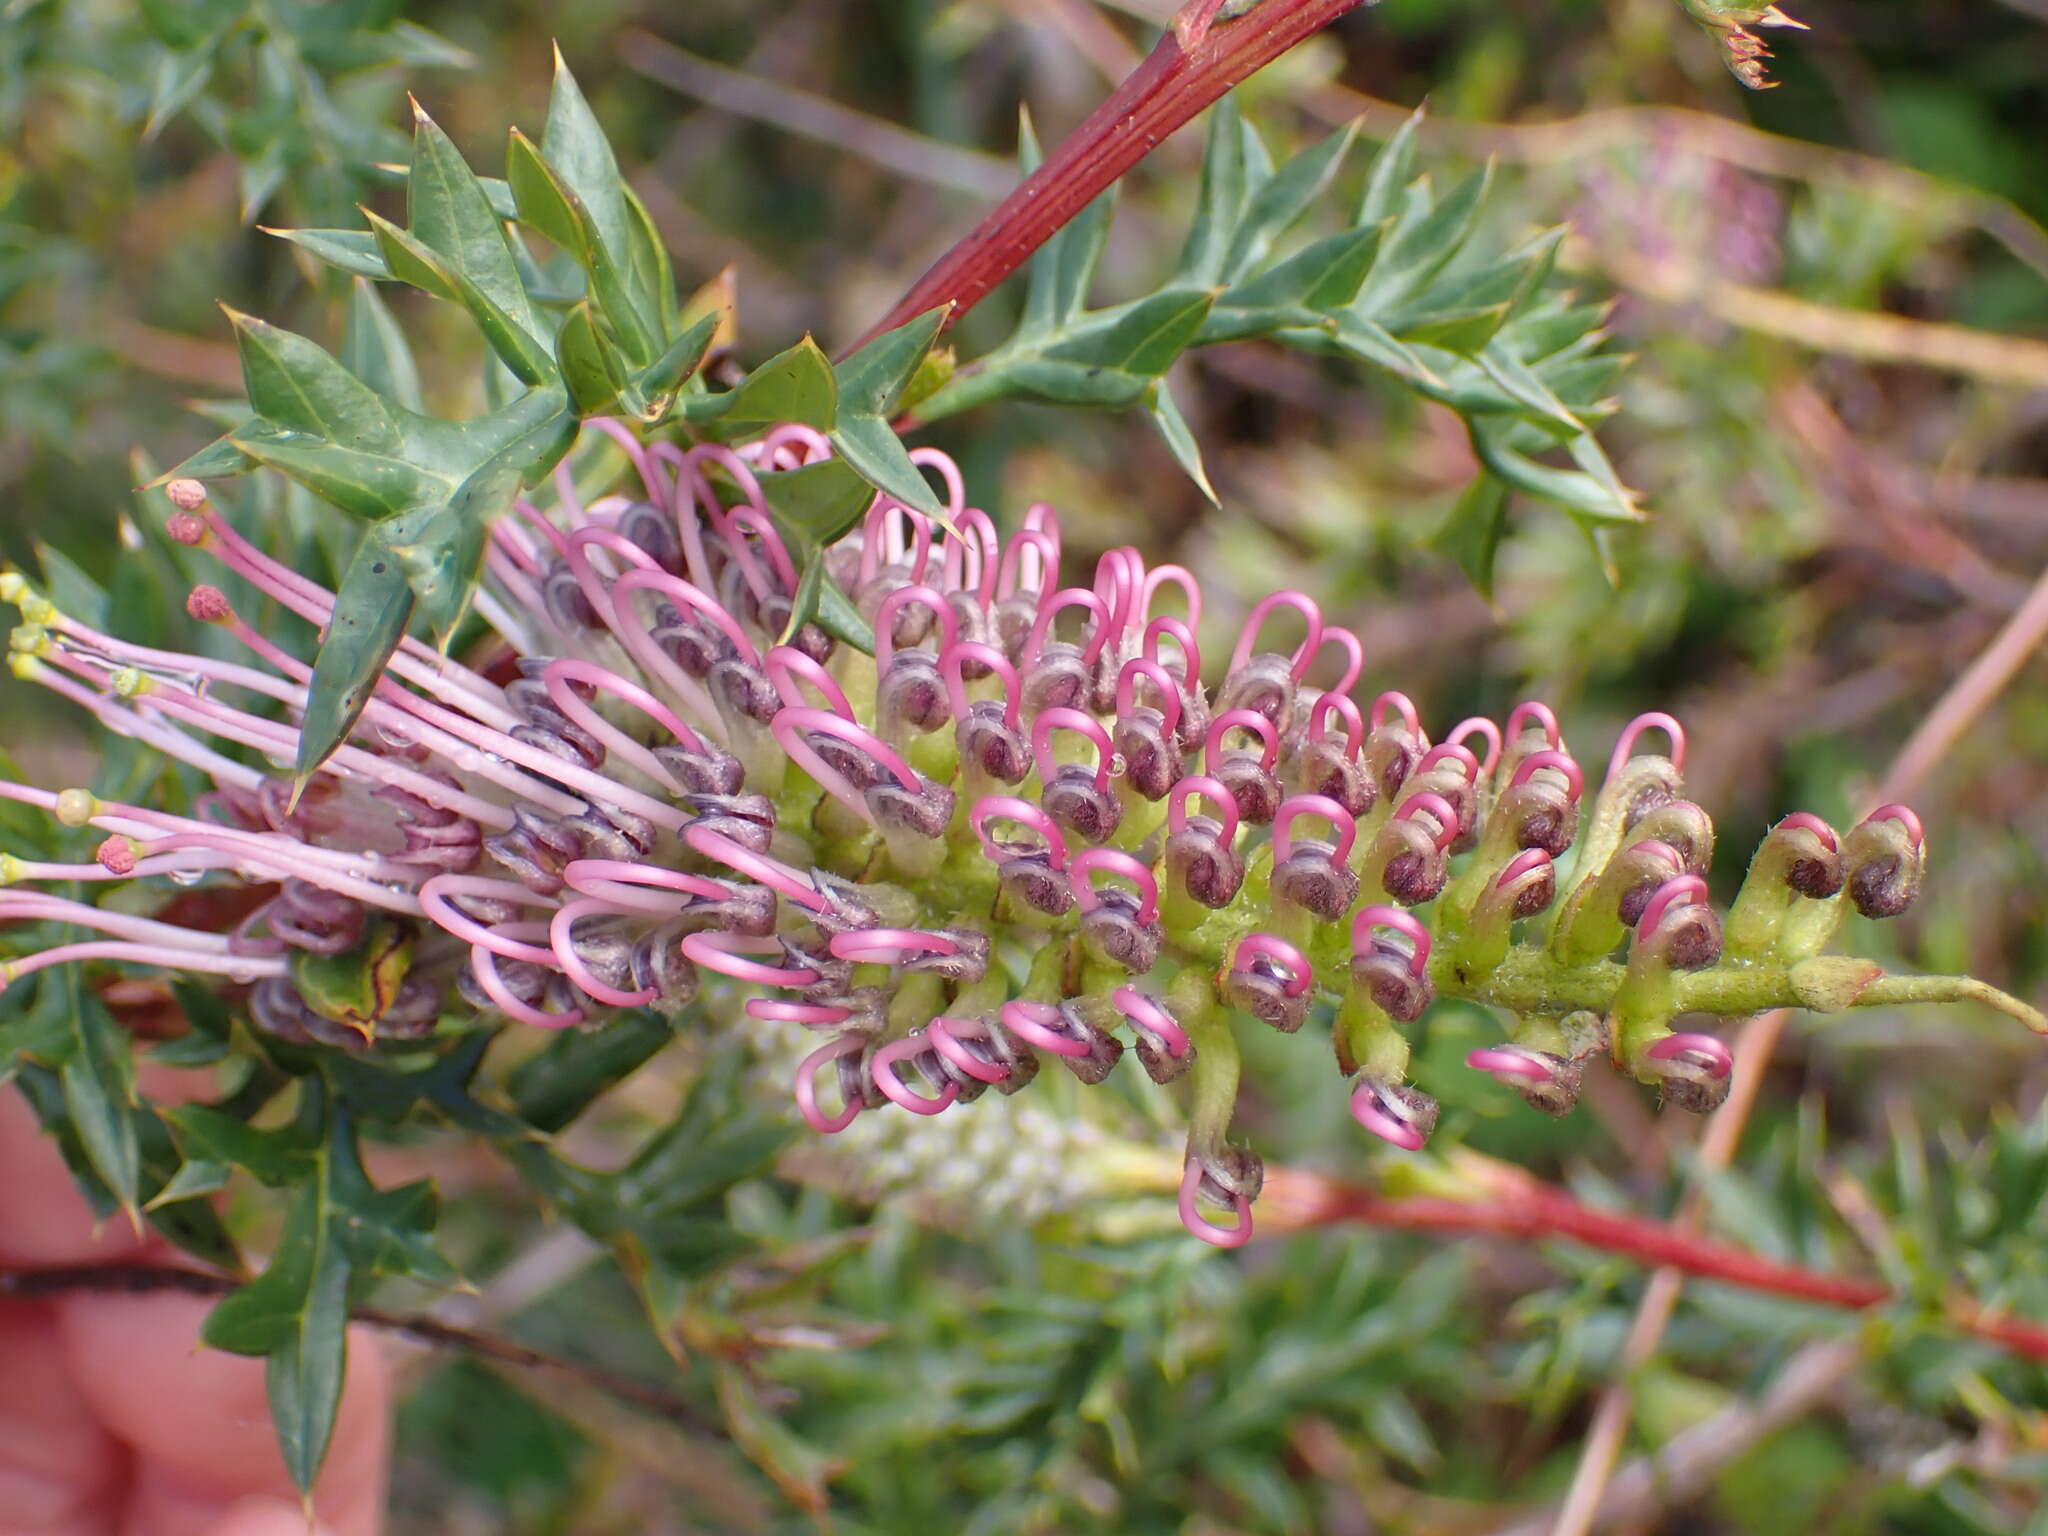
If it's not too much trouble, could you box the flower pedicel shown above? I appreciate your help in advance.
[4,424,2040,1246]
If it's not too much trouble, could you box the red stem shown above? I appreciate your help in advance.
[1263,1166,2048,1362]
[846,0,1374,354]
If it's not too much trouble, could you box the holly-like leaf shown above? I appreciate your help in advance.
[364,210,555,388]
[539,50,647,325]
[230,422,441,524]
[1147,380,1217,504]
[826,304,951,519]
[1047,288,1216,376]
[1177,94,1271,285]
[1222,118,1359,279]
[296,540,416,781]
[632,309,719,419]
[405,101,536,337]
[505,129,658,366]
[226,309,401,455]
[719,336,838,432]
[757,458,873,551]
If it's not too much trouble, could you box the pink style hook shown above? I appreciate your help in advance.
[927,1016,1014,1084]
[1168,774,1241,845]
[1139,564,1202,632]
[1351,904,1432,972]
[1305,625,1364,695]
[1505,700,1562,747]
[1775,811,1838,851]
[1094,547,1145,647]
[1307,693,1365,759]
[1069,847,1160,926]
[1415,742,1480,783]
[1465,1047,1552,1084]
[1272,795,1358,865]
[1633,875,1711,944]
[467,943,586,1030]
[909,446,967,522]
[680,931,823,988]
[969,796,1070,871]
[1494,848,1553,890]
[1142,616,1203,685]
[1178,1159,1254,1248]
[1608,710,1688,780]
[940,640,1022,731]
[1510,749,1586,803]
[1116,657,1184,735]
[610,567,762,666]
[1860,803,1925,850]
[550,899,658,1008]
[541,657,706,775]
[794,1036,866,1134]
[1110,986,1193,1059]
[944,508,1001,604]
[1445,717,1503,778]
[1228,590,1324,681]
[559,859,734,913]
[765,645,858,721]
[1349,1082,1427,1152]
[998,999,1092,1059]
[857,499,933,587]
[874,583,960,672]
[1645,1031,1735,1080]
[1369,691,1424,739]
[1393,791,1461,851]
[771,706,924,823]
[1205,710,1279,773]
[683,823,832,913]
[828,928,961,966]
[995,527,1059,600]
[870,1035,961,1116]
[1023,587,1113,669]
[1232,933,1312,997]
[749,997,853,1026]
[1032,707,1116,794]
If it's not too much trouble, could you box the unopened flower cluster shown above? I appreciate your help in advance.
[0,423,1964,1244]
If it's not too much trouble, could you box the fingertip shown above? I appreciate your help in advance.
[208,1494,338,1536]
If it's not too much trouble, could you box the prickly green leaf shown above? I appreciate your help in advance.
[622,184,679,339]
[268,227,392,281]
[377,460,521,645]
[1352,165,1495,316]
[169,1104,317,1186]
[721,336,837,432]
[1023,180,1116,337]
[508,1010,676,1133]
[288,920,416,1045]
[831,416,944,519]
[1356,106,1425,229]
[1177,95,1269,284]
[406,103,535,336]
[230,424,440,523]
[505,133,656,366]
[814,569,875,654]
[1394,305,1514,353]
[836,306,950,418]
[555,301,628,414]
[160,429,257,483]
[1047,289,1215,376]
[36,541,110,628]
[1148,380,1217,503]
[1212,224,1383,326]
[364,210,555,388]
[1432,472,1511,600]
[1222,119,1360,279]
[60,976,139,1221]
[296,540,415,780]
[633,310,719,418]
[227,310,401,455]
[341,279,422,412]
[540,51,639,316]
[0,978,77,1090]
[758,459,874,550]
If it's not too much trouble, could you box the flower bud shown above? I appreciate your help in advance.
[1844,805,1925,919]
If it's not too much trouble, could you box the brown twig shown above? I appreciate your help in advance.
[0,1263,723,1437]
[1257,1162,2048,1363]
[847,0,1377,352]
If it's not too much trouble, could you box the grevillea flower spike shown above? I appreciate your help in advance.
[4,428,2042,1247]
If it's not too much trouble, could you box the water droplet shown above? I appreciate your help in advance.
[167,867,203,887]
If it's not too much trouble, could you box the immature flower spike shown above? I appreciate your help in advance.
[3,421,2040,1248]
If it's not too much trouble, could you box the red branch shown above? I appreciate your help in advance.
[1261,1164,2048,1362]
[847,0,1374,353]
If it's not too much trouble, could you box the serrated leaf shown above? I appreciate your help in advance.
[503,131,656,365]
[829,307,953,521]
[1214,224,1384,323]
[507,1010,675,1132]
[1432,472,1511,599]
[830,415,944,519]
[1044,289,1214,376]
[160,429,257,482]
[268,227,393,281]
[169,1104,316,1185]
[1147,380,1217,503]
[59,977,139,1220]
[721,336,837,432]
[231,424,440,523]
[145,1157,231,1209]
[1468,418,1642,526]
[227,310,401,455]
[406,103,536,337]
[1222,118,1360,280]
[341,279,423,412]
[1393,304,1514,353]
[298,540,415,779]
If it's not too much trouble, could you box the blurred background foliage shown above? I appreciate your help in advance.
[3,0,2047,1529]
